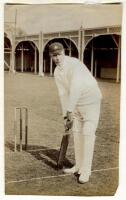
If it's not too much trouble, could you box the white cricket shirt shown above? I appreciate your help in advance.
[54,56,102,117]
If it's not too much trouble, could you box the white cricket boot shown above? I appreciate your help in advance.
[78,174,90,184]
[63,165,79,174]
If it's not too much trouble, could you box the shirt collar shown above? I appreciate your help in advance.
[56,56,66,71]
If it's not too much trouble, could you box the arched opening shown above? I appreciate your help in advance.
[84,34,120,80]
[4,33,12,71]
[15,41,39,73]
[43,38,78,75]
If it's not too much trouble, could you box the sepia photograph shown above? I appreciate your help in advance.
[3,1,122,196]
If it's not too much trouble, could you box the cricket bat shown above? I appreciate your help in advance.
[57,128,71,169]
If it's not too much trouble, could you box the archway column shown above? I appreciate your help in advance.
[43,59,46,73]
[91,42,94,75]
[50,57,53,76]
[21,45,24,72]
[81,29,84,62]
[69,47,71,56]
[11,34,16,73]
[68,36,72,56]
[39,31,44,76]
[94,60,97,78]
[78,26,84,62]
[116,37,121,83]
[78,29,81,60]
[34,46,37,74]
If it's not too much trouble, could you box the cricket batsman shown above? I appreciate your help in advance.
[49,42,102,184]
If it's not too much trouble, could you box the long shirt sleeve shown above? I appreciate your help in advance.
[54,70,68,117]
[67,67,85,112]
[54,56,102,116]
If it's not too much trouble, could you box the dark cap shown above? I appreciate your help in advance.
[49,42,64,55]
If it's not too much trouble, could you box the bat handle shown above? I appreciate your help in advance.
[65,127,69,132]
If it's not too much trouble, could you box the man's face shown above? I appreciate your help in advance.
[50,50,65,66]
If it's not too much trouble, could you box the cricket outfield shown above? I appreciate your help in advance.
[4,72,120,196]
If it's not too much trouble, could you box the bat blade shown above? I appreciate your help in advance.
[57,131,70,169]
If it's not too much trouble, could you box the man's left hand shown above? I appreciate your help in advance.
[64,111,73,130]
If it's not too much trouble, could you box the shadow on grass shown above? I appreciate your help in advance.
[5,141,73,171]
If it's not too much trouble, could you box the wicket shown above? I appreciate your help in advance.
[14,107,28,152]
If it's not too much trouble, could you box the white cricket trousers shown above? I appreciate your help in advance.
[72,101,101,178]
